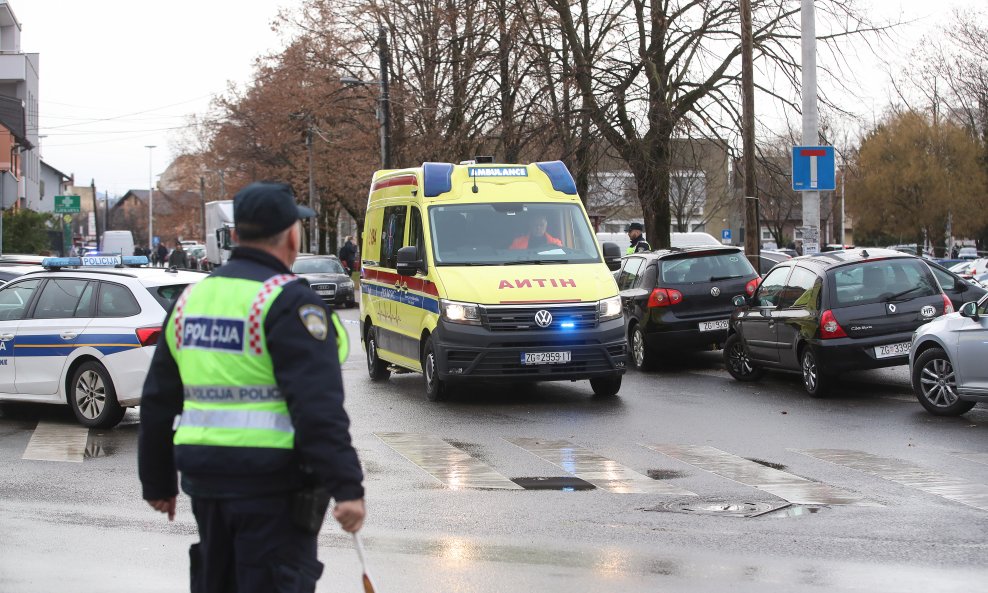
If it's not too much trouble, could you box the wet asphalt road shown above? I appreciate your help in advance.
[1,305,987,592]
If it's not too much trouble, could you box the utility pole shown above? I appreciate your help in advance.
[378,26,392,169]
[200,176,206,243]
[91,179,100,246]
[740,0,760,266]
[306,123,318,253]
[800,0,820,255]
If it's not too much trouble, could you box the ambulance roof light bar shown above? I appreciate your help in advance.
[41,255,150,270]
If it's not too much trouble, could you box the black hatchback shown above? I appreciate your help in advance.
[617,246,760,369]
[724,248,953,396]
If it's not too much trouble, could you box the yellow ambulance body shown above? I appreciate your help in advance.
[359,160,626,400]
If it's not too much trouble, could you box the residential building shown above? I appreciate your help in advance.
[0,1,39,209]
[39,160,71,213]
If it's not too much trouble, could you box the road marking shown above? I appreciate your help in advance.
[687,369,730,379]
[952,452,988,466]
[796,449,988,512]
[646,444,875,505]
[375,432,522,490]
[22,421,89,463]
[508,438,694,494]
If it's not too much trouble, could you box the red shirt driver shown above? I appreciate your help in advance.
[510,215,562,249]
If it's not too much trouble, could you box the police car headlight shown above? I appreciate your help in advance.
[440,299,482,326]
[598,296,622,321]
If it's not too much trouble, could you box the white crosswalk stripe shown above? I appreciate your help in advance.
[375,432,523,490]
[646,444,876,505]
[22,421,89,463]
[509,437,695,494]
[795,449,988,512]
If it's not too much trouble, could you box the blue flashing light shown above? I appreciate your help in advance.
[560,321,575,329]
[42,255,149,269]
[535,161,578,195]
[423,162,454,197]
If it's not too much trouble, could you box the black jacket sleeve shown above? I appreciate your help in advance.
[137,309,184,500]
[266,283,364,501]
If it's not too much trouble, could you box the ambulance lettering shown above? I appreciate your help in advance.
[498,278,577,289]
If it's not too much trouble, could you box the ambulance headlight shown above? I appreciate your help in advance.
[440,299,482,326]
[598,296,622,321]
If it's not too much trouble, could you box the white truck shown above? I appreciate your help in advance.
[204,200,234,270]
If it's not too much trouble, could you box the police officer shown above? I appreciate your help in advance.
[627,222,646,254]
[138,181,365,593]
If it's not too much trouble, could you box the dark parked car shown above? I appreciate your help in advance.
[924,260,987,311]
[291,254,355,308]
[724,248,952,397]
[758,250,792,275]
[617,245,761,370]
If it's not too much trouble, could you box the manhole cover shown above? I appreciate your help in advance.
[645,498,788,518]
[511,477,596,491]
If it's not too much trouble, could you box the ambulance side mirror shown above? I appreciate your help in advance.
[396,245,425,276]
[602,242,622,271]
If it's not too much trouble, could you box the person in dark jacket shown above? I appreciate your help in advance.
[138,182,365,593]
[626,222,646,254]
[338,235,357,274]
[156,242,169,267]
[167,240,188,268]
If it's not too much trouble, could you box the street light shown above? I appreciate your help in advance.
[340,27,392,169]
[145,145,156,251]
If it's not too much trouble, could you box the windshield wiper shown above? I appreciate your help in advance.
[886,286,924,301]
[710,274,744,281]
[503,259,570,265]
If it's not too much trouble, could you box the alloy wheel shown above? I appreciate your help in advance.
[920,358,959,408]
[802,352,817,392]
[75,370,106,420]
[729,342,754,376]
[632,329,645,368]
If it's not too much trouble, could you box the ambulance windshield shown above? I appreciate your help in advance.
[429,203,601,266]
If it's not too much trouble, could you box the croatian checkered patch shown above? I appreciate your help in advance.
[246,274,297,355]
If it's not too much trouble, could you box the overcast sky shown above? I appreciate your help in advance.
[11,0,984,197]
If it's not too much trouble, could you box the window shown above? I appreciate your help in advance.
[617,257,645,290]
[147,284,188,311]
[98,283,141,317]
[831,260,939,307]
[409,206,425,257]
[778,267,822,310]
[754,266,791,307]
[930,266,956,291]
[292,257,346,274]
[75,282,96,317]
[379,205,407,269]
[33,279,91,319]
[659,251,756,284]
[0,279,42,321]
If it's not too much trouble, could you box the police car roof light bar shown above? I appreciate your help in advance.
[42,255,150,269]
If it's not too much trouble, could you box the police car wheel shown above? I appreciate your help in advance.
[423,336,448,402]
[365,327,391,382]
[590,375,621,398]
[69,361,126,429]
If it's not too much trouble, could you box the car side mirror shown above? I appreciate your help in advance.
[732,295,747,308]
[959,301,979,320]
[602,242,622,271]
[396,245,424,276]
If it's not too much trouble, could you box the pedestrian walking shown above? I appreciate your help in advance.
[138,181,365,593]
[156,242,169,268]
[338,235,357,275]
[168,240,189,268]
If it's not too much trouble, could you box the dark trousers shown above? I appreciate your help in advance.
[190,495,323,593]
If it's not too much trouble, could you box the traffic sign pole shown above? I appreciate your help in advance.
[801,0,820,256]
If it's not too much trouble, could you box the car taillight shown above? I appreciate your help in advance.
[136,326,161,346]
[745,277,761,296]
[819,310,847,339]
[942,293,954,315]
[648,288,684,308]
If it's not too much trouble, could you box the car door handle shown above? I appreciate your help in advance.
[60,332,78,340]
[0,333,12,341]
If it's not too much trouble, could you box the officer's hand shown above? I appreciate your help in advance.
[147,497,176,521]
[332,498,366,533]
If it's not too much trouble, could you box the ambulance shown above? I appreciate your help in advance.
[359,158,627,400]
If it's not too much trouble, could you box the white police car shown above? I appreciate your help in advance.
[0,255,206,428]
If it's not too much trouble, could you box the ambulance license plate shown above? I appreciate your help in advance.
[521,351,571,365]
[874,342,911,359]
[698,319,729,332]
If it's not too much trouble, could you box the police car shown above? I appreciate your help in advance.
[0,255,206,428]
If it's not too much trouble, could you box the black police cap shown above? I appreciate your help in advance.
[628,222,644,232]
[233,182,315,240]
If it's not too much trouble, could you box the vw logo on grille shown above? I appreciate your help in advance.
[887,303,897,314]
[710,286,721,297]
[534,309,553,328]
[920,305,935,318]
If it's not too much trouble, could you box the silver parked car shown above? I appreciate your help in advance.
[909,293,988,415]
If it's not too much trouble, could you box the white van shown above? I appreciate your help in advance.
[100,230,135,256]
